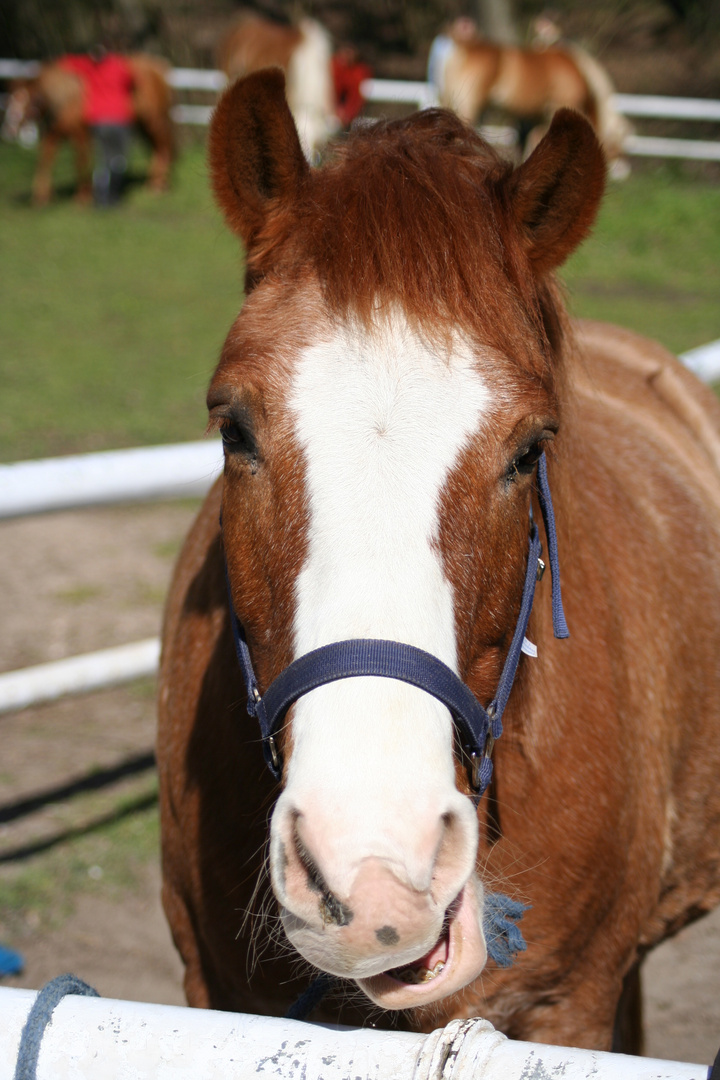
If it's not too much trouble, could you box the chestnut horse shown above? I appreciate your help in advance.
[158,70,720,1051]
[439,35,631,175]
[6,54,174,205]
[216,14,335,160]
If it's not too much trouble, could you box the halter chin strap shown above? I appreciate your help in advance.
[226,451,568,797]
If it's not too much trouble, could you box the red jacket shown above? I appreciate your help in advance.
[332,53,372,127]
[60,54,134,125]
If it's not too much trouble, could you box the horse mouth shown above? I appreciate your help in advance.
[384,916,451,985]
[357,882,486,1008]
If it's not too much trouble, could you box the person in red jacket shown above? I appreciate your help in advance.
[331,46,372,129]
[60,47,135,205]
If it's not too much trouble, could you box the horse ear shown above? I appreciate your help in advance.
[505,108,606,275]
[208,68,310,251]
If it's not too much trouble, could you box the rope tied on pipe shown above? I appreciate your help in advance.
[13,974,98,1080]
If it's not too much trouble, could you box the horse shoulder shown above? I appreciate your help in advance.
[574,319,720,471]
[567,318,720,924]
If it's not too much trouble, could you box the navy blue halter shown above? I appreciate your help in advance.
[226,451,568,797]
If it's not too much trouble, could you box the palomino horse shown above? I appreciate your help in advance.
[216,14,335,160]
[439,34,631,175]
[158,70,720,1050]
[6,54,174,205]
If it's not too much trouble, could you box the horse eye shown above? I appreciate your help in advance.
[221,421,257,460]
[510,442,543,479]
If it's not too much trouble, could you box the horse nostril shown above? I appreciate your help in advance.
[293,819,354,926]
[320,892,354,927]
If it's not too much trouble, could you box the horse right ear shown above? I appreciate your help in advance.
[208,69,310,256]
[505,108,606,275]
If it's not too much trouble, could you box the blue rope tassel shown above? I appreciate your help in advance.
[483,892,529,968]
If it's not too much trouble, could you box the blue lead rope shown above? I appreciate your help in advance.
[537,452,569,639]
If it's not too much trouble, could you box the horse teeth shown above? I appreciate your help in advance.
[395,961,445,984]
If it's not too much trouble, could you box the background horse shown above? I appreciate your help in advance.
[216,14,335,160]
[439,33,632,175]
[157,70,720,1051]
[5,54,174,205]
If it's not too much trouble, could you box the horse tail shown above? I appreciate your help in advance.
[286,18,335,159]
[565,43,632,165]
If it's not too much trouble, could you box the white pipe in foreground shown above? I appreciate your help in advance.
[0,988,706,1080]
[0,440,223,519]
[0,639,160,715]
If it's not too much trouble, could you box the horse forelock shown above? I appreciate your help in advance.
[249,109,567,394]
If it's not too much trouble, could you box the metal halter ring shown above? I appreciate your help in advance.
[469,702,497,791]
[267,735,281,773]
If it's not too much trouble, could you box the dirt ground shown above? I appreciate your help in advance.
[1,503,719,1065]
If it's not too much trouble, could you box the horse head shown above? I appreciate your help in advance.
[207,69,605,1010]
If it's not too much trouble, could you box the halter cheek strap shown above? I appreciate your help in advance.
[226,451,568,797]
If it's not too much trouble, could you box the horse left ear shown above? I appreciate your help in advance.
[505,108,606,275]
[208,69,310,255]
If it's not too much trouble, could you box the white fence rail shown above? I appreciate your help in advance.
[624,134,720,162]
[0,439,222,519]
[165,66,226,91]
[0,59,40,78]
[0,639,160,716]
[2,59,720,159]
[0,988,707,1080]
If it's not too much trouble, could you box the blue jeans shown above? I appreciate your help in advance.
[90,124,131,206]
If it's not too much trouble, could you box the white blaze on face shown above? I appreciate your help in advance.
[278,313,491,898]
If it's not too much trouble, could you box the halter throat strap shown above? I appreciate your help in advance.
[226,451,568,795]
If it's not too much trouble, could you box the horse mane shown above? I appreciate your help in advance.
[281,109,569,384]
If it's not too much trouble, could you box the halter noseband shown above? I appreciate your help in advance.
[226,452,568,799]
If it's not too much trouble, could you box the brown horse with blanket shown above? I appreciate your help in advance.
[6,53,174,205]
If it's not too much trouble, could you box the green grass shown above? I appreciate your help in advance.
[0,139,241,463]
[1,141,718,466]
[0,788,159,938]
[561,166,720,357]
